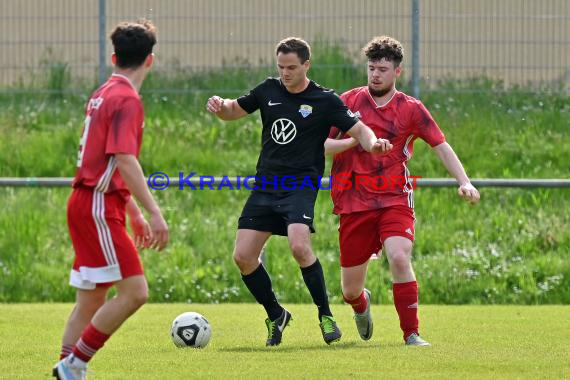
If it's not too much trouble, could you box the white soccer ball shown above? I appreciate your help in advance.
[171,312,212,348]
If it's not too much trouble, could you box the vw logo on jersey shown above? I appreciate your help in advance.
[299,104,313,118]
[271,118,297,145]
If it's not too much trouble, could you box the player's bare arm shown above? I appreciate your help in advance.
[206,95,248,120]
[115,153,169,250]
[324,136,359,155]
[347,121,393,154]
[126,198,152,249]
[433,142,480,204]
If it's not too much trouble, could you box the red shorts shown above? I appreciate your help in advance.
[67,187,143,289]
[338,206,415,267]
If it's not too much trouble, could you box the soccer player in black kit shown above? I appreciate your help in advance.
[206,37,392,346]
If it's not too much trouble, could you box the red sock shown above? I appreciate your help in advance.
[60,344,74,359]
[72,323,110,363]
[343,291,368,314]
[393,281,419,340]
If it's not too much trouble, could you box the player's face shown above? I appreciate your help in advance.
[277,52,309,90]
[367,59,401,96]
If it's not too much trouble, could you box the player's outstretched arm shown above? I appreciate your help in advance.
[433,142,480,204]
[324,137,359,155]
[206,95,248,121]
[347,121,393,154]
[116,153,169,250]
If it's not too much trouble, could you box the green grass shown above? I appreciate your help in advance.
[1,83,568,179]
[0,187,569,304]
[1,304,569,379]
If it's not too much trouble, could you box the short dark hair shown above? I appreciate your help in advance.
[363,36,404,67]
[275,37,311,63]
[110,19,157,69]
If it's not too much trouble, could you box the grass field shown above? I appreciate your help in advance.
[1,304,569,379]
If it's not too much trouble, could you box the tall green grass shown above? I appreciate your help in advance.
[0,186,568,303]
[0,42,568,303]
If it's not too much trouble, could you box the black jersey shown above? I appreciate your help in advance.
[237,78,358,190]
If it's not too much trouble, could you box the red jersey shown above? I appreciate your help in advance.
[72,74,144,196]
[330,88,445,214]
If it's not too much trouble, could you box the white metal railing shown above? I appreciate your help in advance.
[1,177,569,188]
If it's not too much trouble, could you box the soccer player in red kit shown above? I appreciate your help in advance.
[53,20,168,379]
[325,36,480,346]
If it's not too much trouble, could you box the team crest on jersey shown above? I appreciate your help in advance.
[88,97,104,111]
[298,104,313,118]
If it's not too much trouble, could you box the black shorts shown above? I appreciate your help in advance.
[238,190,318,236]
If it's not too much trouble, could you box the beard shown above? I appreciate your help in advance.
[368,85,392,97]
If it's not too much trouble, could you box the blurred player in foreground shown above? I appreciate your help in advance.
[53,19,168,380]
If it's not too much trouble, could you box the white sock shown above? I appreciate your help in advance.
[67,354,87,368]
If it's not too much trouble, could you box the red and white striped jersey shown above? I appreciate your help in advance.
[329,88,445,214]
[72,74,144,196]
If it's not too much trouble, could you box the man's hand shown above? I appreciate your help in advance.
[148,211,169,251]
[129,214,152,248]
[346,121,392,154]
[206,96,224,113]
[370,138,393,154]
[458,182,480,204]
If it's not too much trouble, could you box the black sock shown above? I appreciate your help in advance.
[241,264,283,321]
[300,258,332,320]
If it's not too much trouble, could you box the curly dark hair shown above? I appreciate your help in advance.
[110,19,157,69]
[275,37,311,63]
[362,36,404,67]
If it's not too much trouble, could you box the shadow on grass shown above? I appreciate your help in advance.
[217,341,404,353]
